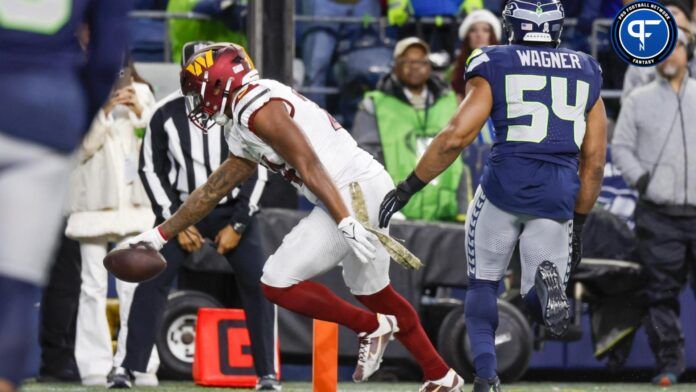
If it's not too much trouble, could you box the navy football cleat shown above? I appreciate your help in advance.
[472,375,502,392]
[534,260,570,337]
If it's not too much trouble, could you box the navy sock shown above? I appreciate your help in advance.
[523,287,543,324]
[0,275,41,387]
[465,279,499,380]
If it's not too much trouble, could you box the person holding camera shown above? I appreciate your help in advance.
[612,27,696,387]
[65,60,159,386]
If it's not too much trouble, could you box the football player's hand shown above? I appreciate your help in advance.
[378,172,427,228]
[114,227,168,252]
[338,216,378,264]
[378,185,416,228]
[177,226,204,253]
[215,224,241,254]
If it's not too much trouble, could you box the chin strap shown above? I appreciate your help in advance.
[212,77,234,127]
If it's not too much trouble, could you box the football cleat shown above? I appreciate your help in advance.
[419,368,464,392]
[472,375,502,392]
[535,260,570,338]
[352,313,398,382]
[255,374,282,391]
[652,372,678,386]
[107,367,133,389]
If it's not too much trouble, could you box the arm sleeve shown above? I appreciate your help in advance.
[138,109,182,223]
[229,166,268,226]
[352,97,385,164]
[611,95,647,186]
[82,0,133,128]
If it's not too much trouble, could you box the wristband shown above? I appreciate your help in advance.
[401,172,427,194]
[157,226,169,241]
[573,212,587,229]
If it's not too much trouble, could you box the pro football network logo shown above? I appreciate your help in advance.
[611,1,678,66]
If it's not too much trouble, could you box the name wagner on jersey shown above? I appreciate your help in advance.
[516,49,582,69]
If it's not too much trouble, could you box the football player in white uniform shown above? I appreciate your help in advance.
[120,44,463,391]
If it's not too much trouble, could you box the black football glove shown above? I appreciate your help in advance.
[570,212,587,274]
[378,172,427,228]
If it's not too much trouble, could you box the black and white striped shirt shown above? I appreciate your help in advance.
[139,91,267,224]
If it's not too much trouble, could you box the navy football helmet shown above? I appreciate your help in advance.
[502,0,565,47]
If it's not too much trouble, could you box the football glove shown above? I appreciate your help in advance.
[338,216,377,264]
[114,227,168,252]
[378,172,426,228]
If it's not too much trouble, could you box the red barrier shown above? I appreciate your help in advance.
[193,308,279,387]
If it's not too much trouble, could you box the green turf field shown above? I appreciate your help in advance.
[21,381,696,391]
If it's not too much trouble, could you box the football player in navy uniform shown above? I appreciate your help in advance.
[379,1,607,390]
[0,1,132,390]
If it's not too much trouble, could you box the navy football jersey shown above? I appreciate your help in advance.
[0,0,132,152]
[465,44,603,220]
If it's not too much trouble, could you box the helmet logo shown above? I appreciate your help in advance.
[186,50,215,76]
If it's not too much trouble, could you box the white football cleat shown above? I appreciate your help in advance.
[419,369,465,392]
[352,313,398,382]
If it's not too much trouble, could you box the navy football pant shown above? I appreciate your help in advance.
[464,187,572,378]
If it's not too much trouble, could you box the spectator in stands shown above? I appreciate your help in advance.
[168,0,247,64]
[450,9,501,101]
[448,10,500,191]
[389,0,485,57]
[300,0,381,107]
[109,42,280,391]
[612,28,696,387]
[353,37,468,222]
[64,60,158,387]
[622,1,696,101]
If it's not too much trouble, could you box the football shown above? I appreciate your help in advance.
[103,244,166,283]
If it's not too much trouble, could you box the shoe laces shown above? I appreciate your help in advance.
[357,334,370,364]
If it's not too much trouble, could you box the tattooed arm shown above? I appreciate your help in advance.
[159,154,258,238]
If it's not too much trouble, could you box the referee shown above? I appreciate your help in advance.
[109,43,280,391]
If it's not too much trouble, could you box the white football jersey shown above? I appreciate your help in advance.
[224,79,384,203]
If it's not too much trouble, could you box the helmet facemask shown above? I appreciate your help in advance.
[185,71,234,132]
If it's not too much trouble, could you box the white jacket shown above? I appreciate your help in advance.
[66,82,156,242]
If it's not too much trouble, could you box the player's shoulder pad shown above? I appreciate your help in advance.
[466,45,510,73]
[233,80,272,129]
[575,50,603,75]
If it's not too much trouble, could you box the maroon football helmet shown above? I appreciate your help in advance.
[180,43,258,131]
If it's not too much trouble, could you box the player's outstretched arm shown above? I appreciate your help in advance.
[378,77,492,227]
[252,100,350,223]
[575,97,607,215]
[252,100,377,264]
[159,154,258,238]
[413,77,493,183]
